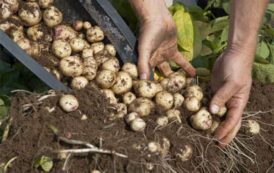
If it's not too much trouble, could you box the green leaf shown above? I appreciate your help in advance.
[210,16,229,34]
[0,99,4,106]
[34,156,53,172]
[222,2,230,14]
[253,63,274,84]
[0,106,8,119]
[187,5,208,22]
[256,41,270,59]
[268,43,274,64]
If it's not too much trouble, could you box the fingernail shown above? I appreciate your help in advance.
[211,104,220,114]
[140,73,147,80]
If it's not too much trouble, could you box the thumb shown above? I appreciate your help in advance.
[138,47,151,80]
[210,82,237,114]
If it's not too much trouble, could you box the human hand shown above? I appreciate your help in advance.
[134,0,195,79]
[209,48,253,147]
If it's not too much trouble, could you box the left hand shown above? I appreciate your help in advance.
[210,48,253,147]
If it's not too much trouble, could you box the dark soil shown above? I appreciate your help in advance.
[0,81,273,173]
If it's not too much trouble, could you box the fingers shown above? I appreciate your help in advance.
[172,52,196,77]
[158,62,173,77]
[214,98,244,141]
[209,82,238,114]
[218,119,241,148]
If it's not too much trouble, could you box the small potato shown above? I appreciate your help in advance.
[38,0,53,8]
[4,0,19,13]
[148,142,160,153]
[123,92,136,105]
[104,44,116,56]
[71,76,89,90]
[101,58,120,72]
[95,70,116,89]
[26,41,41,57]
[86,26,104,43]
[73,20,83,31]
[160,78,169,90]
[245,120,260,135]
[184,97,201,112]
[130,118,146,132]
[91,42,104,55]
[101,89,117,105]
[111,71,132,95]
[129,98,154,117]
[156,116,169,126]
[82,57,98,80]
[69,37,86,52]
[27,24,49,41]
[134,80,162,98]
[54,25,77,41]
[155,91,174,110]
[0,15,23,32]
[83,21,92,30]
[190,108,212,131]
[176,144,193,162]
[173,93,184,108]
[51,69,62,81]
[184,85,203,101]
[91,170,101,173]
[16,38,31,50]
[43,6,63,27]
[186,77,195,87]
[166,109,181,123]
[122,63,138,79]
[52,39,72,59]
[125,112,139,124]
[166,73,186,93]
[206,120,220,134]
[82,48,94,59]
[0,4,12,20]
[94,50,110,65]
[59,94,79,112]
[216,106,227,117]
[115,103,127,118]
[59,56,83,77]
[145,163,154,171]
[18,2,42,26]
[8,28,24,42]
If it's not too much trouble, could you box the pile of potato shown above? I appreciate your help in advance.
[0,0,231,134]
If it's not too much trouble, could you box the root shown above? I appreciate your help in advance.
[243,109,274,119]
[266,160,274,173]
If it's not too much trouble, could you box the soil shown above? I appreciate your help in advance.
[0,81,273,173]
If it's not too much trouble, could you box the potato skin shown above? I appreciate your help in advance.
[134,80,162,98]
[86,26,104,43]
[111,71,133,95]
[155,91,174,110]
[54,25,77,41]
[190,108,212,131]
[122,63,138,79]
[43,6,63,27]
[52,39,72,59]
[59,56,83,77]
[95,70,116,89]
[18,2,42,26]
[129,98,154,117]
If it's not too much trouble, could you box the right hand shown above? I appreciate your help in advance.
[134,0,196,79]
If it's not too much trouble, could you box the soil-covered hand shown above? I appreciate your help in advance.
[130,0,196,79]
[210,48,253,147]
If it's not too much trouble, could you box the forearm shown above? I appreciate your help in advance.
[129,0,168,22]
[228,0,269,57]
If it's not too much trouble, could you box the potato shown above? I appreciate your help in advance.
[43,6,63,27]
[69,37,86,52]
[51,69,62,81]
[52,39,72,59]
[101,89,117,105]
[166,109,181,123]
[0,0,19,20]
[125,112,139,124]
[72,20,83,31]
[54,25,77,41]
[59,56,83,77]
[184,85,203,101]
[160,78,169,90]
[115,103,127,118]
[8,28,24,42]
[38,0,53,8]
[59,94,79,112]
[215,106,227,117]
[0,15,23,32]
[130,118,146,132]
[111,71,132,95]
[104,44,116,57]
[71,76,89,90]
[176,144,193,162]
[122,63,138,79]
[245,120,260,135]
[186,77,195,87]
[18,2,42,26]
[145,163,154,171]
[91,170,101,173]
[129,98,154,117]
[134,80,162,98]
[166,73,186,93]
[173,93,184,108]
[4,0,19,13]
[83,21,92,30]
[86,26,104,43]
[148,142,160,153]
[16,38,31,50]
[82,57,98,81]
[82,48,93,59]
[94,50,110,65]
[206,120,220,134]
[26,24,49,41]
[123,92,136,105]
[184,97,201,112]
[156,116,169,126]
[101,58,120,72]
[155,91,174,110]
[26,41,41,57]
[91,42,104,55]
[95,70,116,89]
[190,108,213,131]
